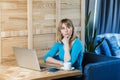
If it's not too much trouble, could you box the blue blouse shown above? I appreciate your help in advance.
[43,38,83,70]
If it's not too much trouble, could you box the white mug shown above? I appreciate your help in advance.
[63,62,72,70]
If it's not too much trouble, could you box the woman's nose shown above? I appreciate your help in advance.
[65,28,68,32]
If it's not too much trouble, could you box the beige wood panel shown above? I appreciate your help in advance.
[60,0,80,19]
[81,0,85,48]
[33,19,56,29]
[0,0,27,63]
[0,7,2,63]
[60,0,81,39]
[0,0,26,2]
[0,61,82,80]
[32,0,56,28]
[33,0,55,9]
[0,30,28,38]
[0,0,85,63]
[33,34,55,48]
[56,0,61,26]
[0,28,56,38]
[27,0,33,49]
[0,1,27,31]
[33,34,56,57]
[1,37,28,57]
[32,0,56,57]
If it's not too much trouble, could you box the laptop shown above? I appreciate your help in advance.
[13,47,55,71]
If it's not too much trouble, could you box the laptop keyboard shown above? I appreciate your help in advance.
[40,64,56,69]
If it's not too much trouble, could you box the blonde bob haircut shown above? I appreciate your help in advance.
[57,18,76,44]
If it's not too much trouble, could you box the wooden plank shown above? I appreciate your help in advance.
[27,0,33,49]
[81,0,85,49]
[0,0,25,1]
[34,28,56,35]
[0,0,84,63]
[32,0,56,52]
[56,0,61,26]
[1,20,27,31]
[0,1,27,10]
[61,0,80,4]
[0,30,28,38]
[0,8,1,63]
[0,28,56,38]
[33,1,55,9]
[2,36,28,57]
[0,1,27,31]
[56,0,61,41]
[33,34,56,48]
[34,34,56,58]
[0,63,82,80]
[33,19,56,28]
[0,0,27,63]
[61,0,80,9]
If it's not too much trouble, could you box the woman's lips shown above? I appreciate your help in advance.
[65,33,69,35]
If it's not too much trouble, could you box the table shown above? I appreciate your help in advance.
[0,58,82,80]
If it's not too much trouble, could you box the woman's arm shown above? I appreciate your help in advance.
[44,42,63,66]
[62,37,71,62]
[70,39,83,65]
[46,57,63,66]
[64,43,71,62]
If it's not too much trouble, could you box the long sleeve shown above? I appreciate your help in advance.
[43,42,60,62]
[69,39,83,65]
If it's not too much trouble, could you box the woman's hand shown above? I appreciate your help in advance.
[46,57,63,66]
[62,37,69,45]
[62,37,69,52]
[62,37,71,62]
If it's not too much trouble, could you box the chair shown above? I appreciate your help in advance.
[82,52,120,80]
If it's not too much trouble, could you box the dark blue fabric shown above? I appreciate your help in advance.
[106,36,120,56]
[100,39,112,56]
[86,0,120,35]
[84,59,120,80]
[95,0,120,34]
[82,52,118,70]
[95,36,111,56]
[82,52,120,80]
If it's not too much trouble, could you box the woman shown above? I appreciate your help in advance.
[44,18,83,70]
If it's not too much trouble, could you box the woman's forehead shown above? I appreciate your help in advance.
[62,23,71,27]
[62,23,66,27]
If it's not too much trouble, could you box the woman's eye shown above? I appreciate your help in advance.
[67,26,70,28]
[61,27,65,29]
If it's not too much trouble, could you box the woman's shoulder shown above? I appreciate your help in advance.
[71,37,82,46]
[54,41,62,45]
[73,38,83,49]
[51,42,62,48]
[74,37,82,43]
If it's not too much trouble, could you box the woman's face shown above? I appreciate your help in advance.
[60,23,73,38]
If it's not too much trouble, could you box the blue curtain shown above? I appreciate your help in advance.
[95,0,120,34]
[85,0,96,36]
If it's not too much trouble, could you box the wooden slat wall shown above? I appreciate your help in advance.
[0,7,2,63]
[28,0,33,49]
[61,0,81,38]
[32,0,56,57]
[0,0,27,62]
[0,0,84,63]
[81,0,85,49]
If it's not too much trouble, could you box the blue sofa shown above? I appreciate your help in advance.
[56,52,120,80]
[95,33,120,57]
[82,52,120,80]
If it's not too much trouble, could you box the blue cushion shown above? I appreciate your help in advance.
[100,39,112,56]
[95,37,102,55]
[106,36,120,56]
[95,47,101,55]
